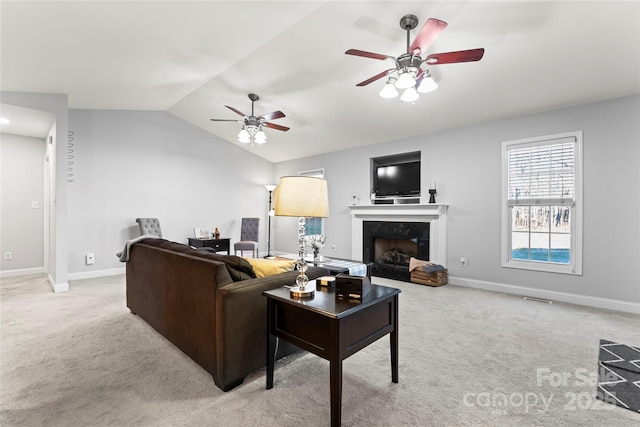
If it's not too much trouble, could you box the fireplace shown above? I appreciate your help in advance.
[363,221,429,281]
[348,203,448,281]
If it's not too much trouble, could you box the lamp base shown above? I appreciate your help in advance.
[289,282,316,298]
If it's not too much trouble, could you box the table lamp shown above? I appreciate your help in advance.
[273,176,329,297]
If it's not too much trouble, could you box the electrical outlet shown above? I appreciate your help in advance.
[460,256,467,267]
[86,253,95,265]
[4,252,12,261]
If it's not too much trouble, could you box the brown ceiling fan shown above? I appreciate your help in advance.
[345,14,485,100]
[210,93,289,144]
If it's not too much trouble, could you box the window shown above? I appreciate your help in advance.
[299,168,325,236]
[501,131,582,275]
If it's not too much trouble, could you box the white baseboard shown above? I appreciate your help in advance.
[449,276,640,315]
[48,274,69,293]
[0,266,45,278]
[67,267,125,281]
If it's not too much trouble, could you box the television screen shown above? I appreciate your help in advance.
[375,161,421,196]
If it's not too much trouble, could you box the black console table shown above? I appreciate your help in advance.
[188,237,230,254]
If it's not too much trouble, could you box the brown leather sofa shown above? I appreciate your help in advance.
[126,238,328,391]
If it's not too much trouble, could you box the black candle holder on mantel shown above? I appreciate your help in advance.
[428,189,437,204]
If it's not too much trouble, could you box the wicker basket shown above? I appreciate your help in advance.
[410,269,448,287]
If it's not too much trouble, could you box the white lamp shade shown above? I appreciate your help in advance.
[254,130,267,143]
[400,87,419,103]
[395,71,416,89]
[264,184,277,192]
[238,128,251,143]
[417,76,438,93]
[379,80,399,99]
[273,176,329,218]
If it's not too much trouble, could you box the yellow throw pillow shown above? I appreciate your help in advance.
[244,258,297,278]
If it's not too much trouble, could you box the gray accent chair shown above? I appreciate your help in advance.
[136,218,162,237]
[234,218,259,257]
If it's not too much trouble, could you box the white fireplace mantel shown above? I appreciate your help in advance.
[347,203,448,266]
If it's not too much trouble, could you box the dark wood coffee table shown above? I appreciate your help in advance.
[264,282,400,427]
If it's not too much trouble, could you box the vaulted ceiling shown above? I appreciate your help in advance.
[2,1,638,162]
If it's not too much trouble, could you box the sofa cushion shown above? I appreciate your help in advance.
[244,258,297,278]
[186,250,257,282]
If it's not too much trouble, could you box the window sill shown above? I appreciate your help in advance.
[502,259,582,276]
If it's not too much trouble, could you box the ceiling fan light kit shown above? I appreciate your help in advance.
[346,14,484,103]
[210,93,289,146]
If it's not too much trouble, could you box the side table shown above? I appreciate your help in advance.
[264,283,400,427]
[188,237,230,254]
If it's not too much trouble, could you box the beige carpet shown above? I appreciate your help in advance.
[1,273,639,426]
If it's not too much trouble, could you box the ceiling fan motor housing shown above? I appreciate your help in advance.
[244,116,261,128]
[397,53,423,76]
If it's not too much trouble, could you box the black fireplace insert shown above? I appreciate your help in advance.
[363,221,429,281]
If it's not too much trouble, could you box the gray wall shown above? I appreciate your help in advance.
[0,92,68,289]
[2,92,637,309]
[0,134,45,272]
[275,95,640,305]
[67,110,275,275]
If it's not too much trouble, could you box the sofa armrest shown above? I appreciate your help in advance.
[213,266,328,390]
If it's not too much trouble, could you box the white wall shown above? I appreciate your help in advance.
[275,95,640,308]
[0,134,45,273]
[67,110,275,277]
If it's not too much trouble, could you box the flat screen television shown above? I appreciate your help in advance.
[374,161,421,197]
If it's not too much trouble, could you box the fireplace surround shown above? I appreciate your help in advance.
[348,204,448,282]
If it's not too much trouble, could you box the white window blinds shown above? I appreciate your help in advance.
[506,136,576,205]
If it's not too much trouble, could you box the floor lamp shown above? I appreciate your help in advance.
[273,176,329,298]
[264,184,276,259]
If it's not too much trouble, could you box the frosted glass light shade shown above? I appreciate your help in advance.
[400,87,419,103]
[255,130,267,144]
[379,80,399,99]
[417,76,438,93]
[395,71,416,89]
[238,128,251,143]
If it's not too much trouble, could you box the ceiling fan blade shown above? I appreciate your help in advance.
[209,118,243,122]
[224,105,247,117]
[345,49,394,61]
[263,122,290,132]
[424,48,485,65]
[356,69,395,86]
[409,18,448,55]
[260,110,286,121]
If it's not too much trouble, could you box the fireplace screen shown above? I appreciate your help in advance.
[374,237,417,267]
